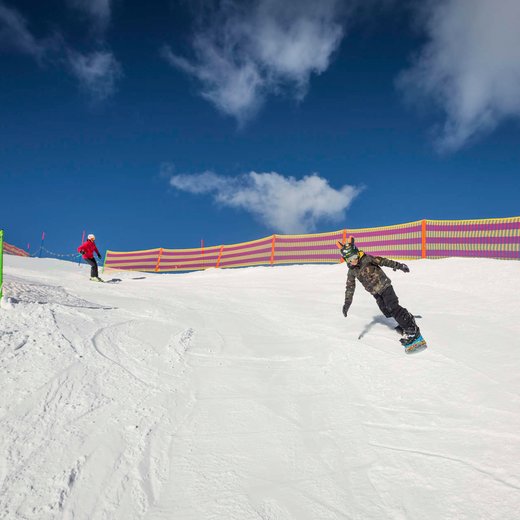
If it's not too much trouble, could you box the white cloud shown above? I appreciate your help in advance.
[64,1,120,98]
[0,2,55,61]
[65,0,112,35]
[398,0,520,152]
[0,2,121,101]
[169,170,230,194]
[164,0,345,123]
[169,170,361,234]
[67,50,122,101]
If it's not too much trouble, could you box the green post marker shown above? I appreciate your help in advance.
[0,229,4,301]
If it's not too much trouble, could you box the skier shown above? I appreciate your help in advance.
[339,236,425,352]
[78,234,103,282]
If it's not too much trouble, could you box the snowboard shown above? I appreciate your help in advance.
[394,325,428,354]
[396,327,428,354]
[402,335,428,354]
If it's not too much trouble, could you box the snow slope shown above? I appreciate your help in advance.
[1,255,520,520]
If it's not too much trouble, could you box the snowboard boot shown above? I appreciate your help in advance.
[90,277,104,283]
[400,326,427,353]
[399,326,420,346]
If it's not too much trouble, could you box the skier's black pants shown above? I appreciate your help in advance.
[85,257,99,278]
[374,285,417,333]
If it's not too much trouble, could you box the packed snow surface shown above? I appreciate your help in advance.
[1,255,520,520]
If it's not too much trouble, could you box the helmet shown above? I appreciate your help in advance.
[87,234,96,240]
[340,242,359,260]
[340,237,363,265]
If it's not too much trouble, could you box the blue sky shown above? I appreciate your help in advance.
[1,0,519,257]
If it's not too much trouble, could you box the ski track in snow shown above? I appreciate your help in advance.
[0,269,201,519]
[1,257,520,519]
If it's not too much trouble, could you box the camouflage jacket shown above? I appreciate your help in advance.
[343,254,403,307]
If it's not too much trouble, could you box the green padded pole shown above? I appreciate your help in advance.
[0,230,4,301]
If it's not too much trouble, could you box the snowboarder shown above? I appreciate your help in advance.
[339,236,426,353]
[78,234,103,282]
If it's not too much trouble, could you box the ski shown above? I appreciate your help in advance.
[90,277,121,284]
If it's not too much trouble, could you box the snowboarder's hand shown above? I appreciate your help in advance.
[342,303,350,317]
[393,262,409,273]
[97,254,102,259]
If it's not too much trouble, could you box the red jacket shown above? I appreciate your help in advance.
[78,240,100,260]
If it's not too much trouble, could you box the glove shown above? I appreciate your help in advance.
[342,303,350,317]
[79,250,85,255]
[393,263,410,273]
[97,253,102,259]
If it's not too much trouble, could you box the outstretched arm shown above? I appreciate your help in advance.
[342,271,356,317]
[375,256,409,272]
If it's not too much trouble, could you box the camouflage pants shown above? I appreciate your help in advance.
[374,285,418,334]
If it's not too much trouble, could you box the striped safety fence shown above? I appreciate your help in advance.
[104,216,520,273]
[3,242,31,256]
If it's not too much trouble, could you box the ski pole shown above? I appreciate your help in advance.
[78,230,85,266]
[39,232,45,258]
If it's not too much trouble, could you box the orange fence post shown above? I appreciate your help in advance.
[216,245,224,268]
[336,240,346,263]
[339,229,347,263]
[270,235,276,265]
[421,220,427,259]
[155,248,164,272]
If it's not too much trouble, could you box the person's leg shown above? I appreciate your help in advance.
[374,293,393,318]
[380,286,418,335]
[85,258,99,278]
[92,258,98,278]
